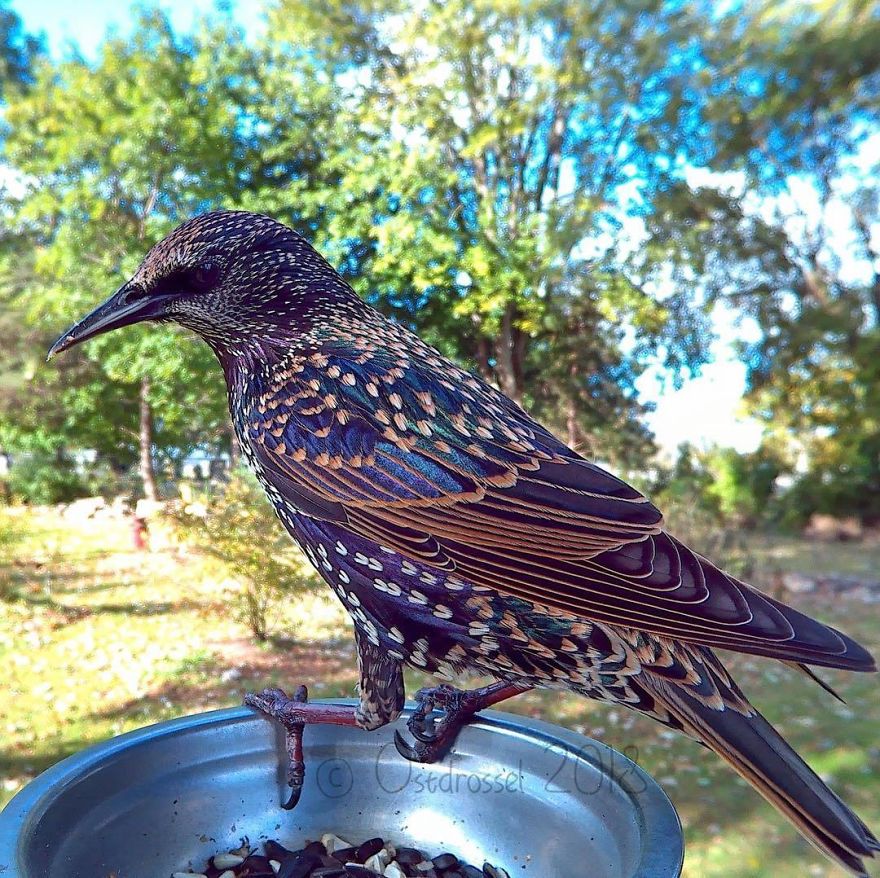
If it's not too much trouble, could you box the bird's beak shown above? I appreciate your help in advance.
[47,282,171,360]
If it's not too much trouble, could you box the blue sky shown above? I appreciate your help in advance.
[11,0,265,57]
[11,0,765,457]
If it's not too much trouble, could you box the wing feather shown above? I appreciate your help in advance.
[243,347,874,672]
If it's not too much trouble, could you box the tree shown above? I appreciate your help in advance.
[642,0,880,519]
[702,444,787,527]
[265,0,740,466]
[4,0,877,507]
[0,0,40,99]
[1,9,342,497]
[3,12,224,495]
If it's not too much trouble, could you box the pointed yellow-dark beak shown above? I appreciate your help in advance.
[47,282,171,360]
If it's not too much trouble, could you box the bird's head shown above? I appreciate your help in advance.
[49,210,348,360]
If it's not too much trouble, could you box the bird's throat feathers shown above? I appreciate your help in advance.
[202,275,371,375]
[212,290,386,403]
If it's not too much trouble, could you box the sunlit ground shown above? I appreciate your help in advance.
[1,507,878,877]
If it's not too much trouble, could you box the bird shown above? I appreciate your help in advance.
[50,210,878,875]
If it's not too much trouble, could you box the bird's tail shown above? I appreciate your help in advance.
[648,674,879,876]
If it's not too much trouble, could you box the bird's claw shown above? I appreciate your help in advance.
[412,683,468,713]
[392,684,473,763]
[244,686,295,717]
[409,723,438,744]
[393,726,456,762]
[392,729,421,761]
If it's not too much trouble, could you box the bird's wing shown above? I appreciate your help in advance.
[244,347,873,671]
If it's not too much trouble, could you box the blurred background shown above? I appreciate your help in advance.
[0,1,878,874]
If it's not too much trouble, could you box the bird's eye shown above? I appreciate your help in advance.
[190,263,220,290]
[121,283,149,302]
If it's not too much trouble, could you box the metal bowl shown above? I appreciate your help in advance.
[0,703,682,877]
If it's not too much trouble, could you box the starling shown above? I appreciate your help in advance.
[50,211,878,875]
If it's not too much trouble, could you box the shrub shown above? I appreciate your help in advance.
[173,472,321,641]
[5,451,88,505]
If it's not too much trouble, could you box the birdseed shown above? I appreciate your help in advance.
[173,835,509,878]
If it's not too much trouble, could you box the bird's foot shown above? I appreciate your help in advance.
[245,685,361,809]
[393,681,530,763]
[245,685,309,809]
[393,684,471,763]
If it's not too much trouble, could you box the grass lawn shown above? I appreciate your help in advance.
[1,506,879,877]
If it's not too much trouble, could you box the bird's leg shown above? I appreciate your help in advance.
[245,633,404,809]
[394,680,532,763]
[245,684,363,809]
[352,634,406,730]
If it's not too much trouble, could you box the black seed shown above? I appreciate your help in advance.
[304,840,328,858]
[331,846,360,864]
[265,840,294,861]
[354,837,385,862]
[188,836,508,878]
[277,851,321,878]
[239,853,274,875]
[395,847,424,865]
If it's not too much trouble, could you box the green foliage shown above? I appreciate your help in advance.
[702,445,787,528]
[775,427,880,528]
[0,0,41,99]
[0,253,141,471]
[0,7,369,496]
[651,447,708,513]
[652,442,789,539]
[641,1,880,522]
[4,451,87,505]
[265,0,735,464]
[1,10,247,459]
[173,473,321,641]
[0,0,877,519]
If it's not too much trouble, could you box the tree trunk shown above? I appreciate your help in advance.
[474,336,494,383]
[566,396,578,449]
[853,208,880,326]
[138,377,159,501]
[494,303,525,405]
[566,360,580,449]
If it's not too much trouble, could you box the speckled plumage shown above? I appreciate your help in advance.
[52,211,878,876]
